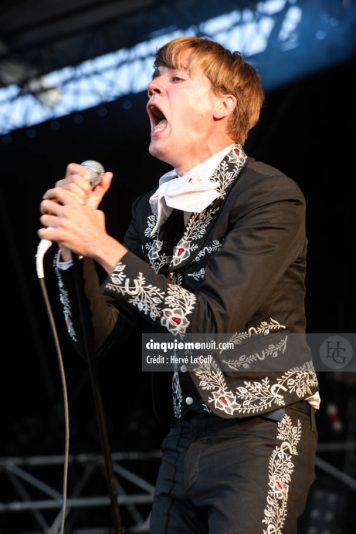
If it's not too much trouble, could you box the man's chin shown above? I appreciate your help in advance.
[149,139,168,160]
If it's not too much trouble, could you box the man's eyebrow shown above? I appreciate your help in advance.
[151,65,189,79]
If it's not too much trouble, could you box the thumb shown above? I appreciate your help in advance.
[99,171,114,193]
[87,172,113,209]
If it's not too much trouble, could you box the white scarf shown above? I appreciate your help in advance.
[149,144,234,236]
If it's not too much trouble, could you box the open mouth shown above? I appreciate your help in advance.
[149,104,166,124]
[148,104,168,135]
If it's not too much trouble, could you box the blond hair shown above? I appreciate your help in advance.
[154,37,264,145]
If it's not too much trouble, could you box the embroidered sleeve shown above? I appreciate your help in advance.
[54,257,78,343]
[54,255,124,354]
[104,251,196,337]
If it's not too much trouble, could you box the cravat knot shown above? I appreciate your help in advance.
[149,173,221,236]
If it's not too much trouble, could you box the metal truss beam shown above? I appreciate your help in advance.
[0,0,305,135]
[0,450,160,532]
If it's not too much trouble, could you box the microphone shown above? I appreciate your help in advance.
[36,160,105,278]
[80,160,105,187]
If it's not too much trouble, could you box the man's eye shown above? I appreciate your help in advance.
[171,76,184,82]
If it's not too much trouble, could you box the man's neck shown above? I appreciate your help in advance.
[174,136,236,175]
[175,143,235,177]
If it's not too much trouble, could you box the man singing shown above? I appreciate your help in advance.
[39,36,319,533]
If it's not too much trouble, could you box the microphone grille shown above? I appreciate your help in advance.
[80,160,105,187]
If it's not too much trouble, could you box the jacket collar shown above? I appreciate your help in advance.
[144,144,247,272]
[170,144,247,269]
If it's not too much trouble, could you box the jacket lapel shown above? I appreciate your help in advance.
[169,144,247,270]
[143,144,247,274]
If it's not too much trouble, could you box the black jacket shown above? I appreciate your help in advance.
[56,145,319,419]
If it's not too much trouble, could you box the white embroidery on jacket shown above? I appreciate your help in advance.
[192,360,318,416]
[168,271,183,285]
[276,361,319,399]
[193,357,241,416]
[222,335,288,370]
[187,267,206,281]
[171,210,218,267]
[161,284,196,337]
[144,214,172,273]
[193,239,223,263]
[227,318,286,346]
[172,371,183,419]
[106,262,196,336]
[171,145,247,267]
[55,268,77,342]
[144,214,157,238]
[262,415,302,533]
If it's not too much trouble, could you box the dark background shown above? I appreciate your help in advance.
[0,0,355,531]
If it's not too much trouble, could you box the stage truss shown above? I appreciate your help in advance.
[0,450,161,533]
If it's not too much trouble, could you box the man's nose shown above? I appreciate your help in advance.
[148,77,165,97]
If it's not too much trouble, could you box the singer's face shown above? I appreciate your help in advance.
[146,56,221,173]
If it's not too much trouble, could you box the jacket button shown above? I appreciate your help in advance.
[185,396,194,405]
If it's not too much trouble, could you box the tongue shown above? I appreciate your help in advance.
[153,119,168,134]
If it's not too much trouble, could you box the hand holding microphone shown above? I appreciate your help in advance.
[52,160,110,209]
[37,160,113,277]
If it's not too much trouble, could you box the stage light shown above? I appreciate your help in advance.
[0,0,354,135]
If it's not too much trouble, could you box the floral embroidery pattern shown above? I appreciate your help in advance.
[55,266,77,342]
[192,359,318,416]
[144,214,157,238]
[193,239,223,263]
[172,371,183,418]
[193,357,240,416]
[222,335,288,370]
[172,238,197,266]
[125,272,164,320]
[171,208,218,267]
[227,318,286,346]
[187,267,206,281]
[262,415,302,533]
[168,271,183,285]
[161,284,196,336]
[144,214,172,273]
[276,361,318,399]
[106,263,196,337]
[171,144,247,267]
[234,378,287,414]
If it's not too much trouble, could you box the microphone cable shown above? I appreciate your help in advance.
[36,242,123,533]
[36,239,69,534]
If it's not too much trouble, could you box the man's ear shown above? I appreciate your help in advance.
[213,95,236,119]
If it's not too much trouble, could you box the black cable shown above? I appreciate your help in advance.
[38,276,70,534]
[71,253,123,533]
[36,238,69,533]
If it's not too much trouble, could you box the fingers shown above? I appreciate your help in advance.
[56,168,92,202]
[65,162,92,181]
[99,172,113,192]
[41,187,83,208]
[40,213,61,229]
[40,197,67,215]
[64,163,109,193]
[42,164,114,215]
[56,177,90,200]
[38,207,107,257]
